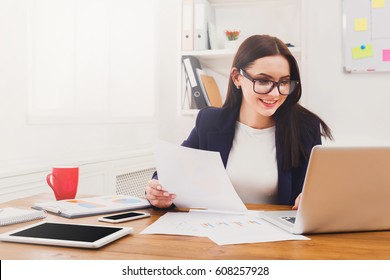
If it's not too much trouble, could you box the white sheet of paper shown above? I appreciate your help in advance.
[140,212,208,237]
[156,140,247,213]
[141,211,309,245]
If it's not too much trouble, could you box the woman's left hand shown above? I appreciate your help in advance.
[292,193,302,210]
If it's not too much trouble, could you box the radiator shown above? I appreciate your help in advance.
[115,167,156,198]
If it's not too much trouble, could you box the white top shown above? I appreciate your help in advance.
[226,122,278,204]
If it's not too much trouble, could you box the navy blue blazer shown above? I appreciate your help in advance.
[180,106,322,206]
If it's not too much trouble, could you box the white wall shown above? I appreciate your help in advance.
[0,0,161,201]
[0,0,158,176]
[304,0,390,146]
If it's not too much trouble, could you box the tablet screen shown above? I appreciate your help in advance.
[11,222,122,242]
[0,222,133,248]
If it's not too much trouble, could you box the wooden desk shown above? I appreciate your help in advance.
[1,193,390,260]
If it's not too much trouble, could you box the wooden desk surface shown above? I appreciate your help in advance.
[1,193,390,260]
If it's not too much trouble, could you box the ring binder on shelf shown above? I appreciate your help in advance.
[182,0,194,51]
[182,68,197,109]
[194,0,215,50]
[182,55,208,109]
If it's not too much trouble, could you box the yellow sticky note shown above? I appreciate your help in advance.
[354,18,368,31]
[372,0,385,8]
[352,44,374,59]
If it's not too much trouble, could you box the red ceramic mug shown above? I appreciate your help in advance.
[46,167,79,200]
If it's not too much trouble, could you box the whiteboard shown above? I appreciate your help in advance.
[342,0,390,72]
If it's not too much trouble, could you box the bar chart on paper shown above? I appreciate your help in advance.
[141,211,308,245]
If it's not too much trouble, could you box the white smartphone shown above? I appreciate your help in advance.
[98,211,150,223]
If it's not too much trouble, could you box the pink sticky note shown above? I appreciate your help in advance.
[383,49,390,62]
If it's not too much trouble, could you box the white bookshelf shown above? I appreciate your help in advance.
[178,0,305,114]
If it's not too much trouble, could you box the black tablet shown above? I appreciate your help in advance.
[0,221,133,248]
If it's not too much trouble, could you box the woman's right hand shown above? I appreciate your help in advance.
[145,179,176,208]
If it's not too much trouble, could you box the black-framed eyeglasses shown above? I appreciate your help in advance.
[239,69,299,96]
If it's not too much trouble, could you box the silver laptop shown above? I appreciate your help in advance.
[261,146,390,234]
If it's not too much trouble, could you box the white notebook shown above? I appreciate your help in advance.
[0,207,47,226]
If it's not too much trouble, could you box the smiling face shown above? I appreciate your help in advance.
[232,55,290,129]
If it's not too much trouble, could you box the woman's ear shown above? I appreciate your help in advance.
[231,67,241,89]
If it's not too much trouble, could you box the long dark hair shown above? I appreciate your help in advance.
[224,35,333,170]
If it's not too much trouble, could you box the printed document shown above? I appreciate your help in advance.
[141,211,309,245]
[150,141,308,245]
[156,140,247,213]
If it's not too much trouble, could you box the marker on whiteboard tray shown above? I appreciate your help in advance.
[367,69,375,72]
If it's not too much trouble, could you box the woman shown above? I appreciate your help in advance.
[146,34,333,209]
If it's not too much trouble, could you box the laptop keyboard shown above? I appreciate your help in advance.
[281,216,296,224]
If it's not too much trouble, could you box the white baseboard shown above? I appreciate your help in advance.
[0,149,155,203]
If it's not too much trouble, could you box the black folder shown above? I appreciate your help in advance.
[182,55,208,109]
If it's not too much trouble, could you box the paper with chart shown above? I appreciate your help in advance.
[141,211,309,245]
[156,140,247,213]
[32,195,151,218]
